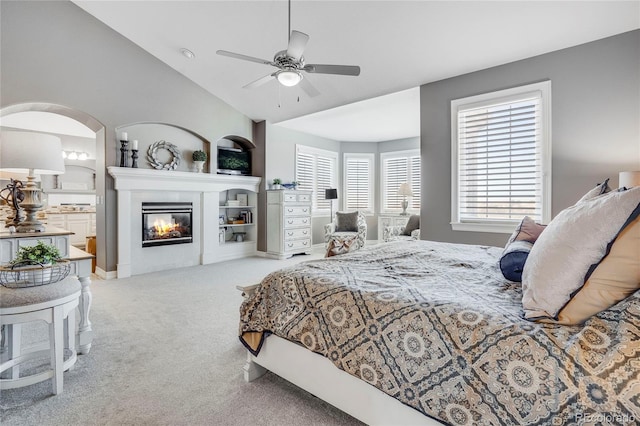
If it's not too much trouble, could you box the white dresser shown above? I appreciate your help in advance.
[266,190,312,259]
[377,214,411,241]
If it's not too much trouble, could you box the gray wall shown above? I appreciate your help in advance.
[421,30,640,247]
[1,1,254,272]
[266,124,341,244]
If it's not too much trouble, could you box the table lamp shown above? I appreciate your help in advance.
[398,183,413,215]
[0,131,65,232]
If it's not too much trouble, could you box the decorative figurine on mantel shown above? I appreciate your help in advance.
[192,150,207,173]
[131,139,139,168]
[119,131,129,167]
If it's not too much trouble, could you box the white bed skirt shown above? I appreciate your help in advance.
[244,334,442,426]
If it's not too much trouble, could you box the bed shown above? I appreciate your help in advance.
[238,240,640,425]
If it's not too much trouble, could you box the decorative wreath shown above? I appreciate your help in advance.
[147,140,181,170]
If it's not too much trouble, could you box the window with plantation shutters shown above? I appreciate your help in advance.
[343,153,374,214]
[295,145,338,216]
[380,150,421,213]
[451,81,552,233]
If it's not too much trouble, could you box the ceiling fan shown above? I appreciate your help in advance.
[216,0,360,98]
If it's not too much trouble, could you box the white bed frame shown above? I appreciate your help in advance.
[238,284,441,426]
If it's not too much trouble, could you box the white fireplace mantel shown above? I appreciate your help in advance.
[108,166,261,193]
[108,166,262,278]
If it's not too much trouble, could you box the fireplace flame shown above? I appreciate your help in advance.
[153,219,179,236]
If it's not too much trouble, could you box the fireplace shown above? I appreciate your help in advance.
[142,202,193,247]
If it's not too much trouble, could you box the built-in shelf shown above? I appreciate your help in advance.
[220,223,255,228]
[219,205,256,209]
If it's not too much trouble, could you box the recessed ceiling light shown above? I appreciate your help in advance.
[180,48,195,59]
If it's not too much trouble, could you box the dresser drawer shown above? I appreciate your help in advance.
[284,238,311,252]
[284,193,312,203]
[284,206,310,216]
[284,216,311,228]
[284,228,310,240]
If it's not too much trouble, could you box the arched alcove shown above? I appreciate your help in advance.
[0,102,107,273]
[117,122,212,173]
[219,135,256,151]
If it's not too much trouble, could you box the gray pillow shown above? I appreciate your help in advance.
[402,215,420,236]
[335,212,359,232]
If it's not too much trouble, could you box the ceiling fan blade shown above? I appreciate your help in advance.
[303,64,361,76]
[243,73,276,89]
[216,50,274,66]
[286,30,309,60]
[299,77,320,98]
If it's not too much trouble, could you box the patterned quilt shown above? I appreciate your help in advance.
[239,240,640,425]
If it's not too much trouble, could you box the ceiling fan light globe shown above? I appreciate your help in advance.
[277,70,302,87]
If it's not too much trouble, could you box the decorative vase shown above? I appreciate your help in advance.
[194,160,205,173]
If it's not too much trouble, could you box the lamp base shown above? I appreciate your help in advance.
[400,199,409,216]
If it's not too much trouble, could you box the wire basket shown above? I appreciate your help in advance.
[0,260,71,288]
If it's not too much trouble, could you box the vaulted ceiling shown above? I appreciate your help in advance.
[73,1,639,141]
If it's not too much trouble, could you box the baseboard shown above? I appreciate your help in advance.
[94,267,117,280]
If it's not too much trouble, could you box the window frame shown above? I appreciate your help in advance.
[343,153,375,215]
[380,149,421,214]
[295,144,338,217]
[450,81,552,233]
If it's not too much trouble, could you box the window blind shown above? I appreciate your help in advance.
[457,96,543,222]
[344,155,373,212]
[295,145,337,215]
[381,150,421,212]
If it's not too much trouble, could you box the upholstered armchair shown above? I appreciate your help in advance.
[383,226,420,242]
[324,211,367,257]
[382,214,420,242]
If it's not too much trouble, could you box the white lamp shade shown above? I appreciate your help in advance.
[398,183,413,197]
[0,130,65,175]
[620,171,640,188]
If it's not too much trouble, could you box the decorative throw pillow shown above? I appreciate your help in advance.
[576,178,611,203]
[504,216,547,246]
[552,215,640,325]
[500,240,533,282]
[522,186,640,321]
[335,211,359,232]
[402,215,420,236]
[500,216,547,282]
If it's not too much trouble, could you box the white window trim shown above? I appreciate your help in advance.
[450,81,552,233]
[380,149,421,214]
[295,144,338,217]
[343,153,375,215]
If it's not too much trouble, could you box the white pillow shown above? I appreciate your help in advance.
[522,186,640,321]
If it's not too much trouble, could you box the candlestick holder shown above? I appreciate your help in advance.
[131,149,139,168]
[119,140,129,167]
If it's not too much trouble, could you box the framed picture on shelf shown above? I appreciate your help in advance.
[237,193,248,206]
[219,215,225,225]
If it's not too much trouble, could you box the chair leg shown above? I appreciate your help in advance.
[51,306,64,394]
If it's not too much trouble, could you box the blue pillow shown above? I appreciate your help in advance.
[499,240,533,282]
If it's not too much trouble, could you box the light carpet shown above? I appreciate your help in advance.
[0,249,363,426]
